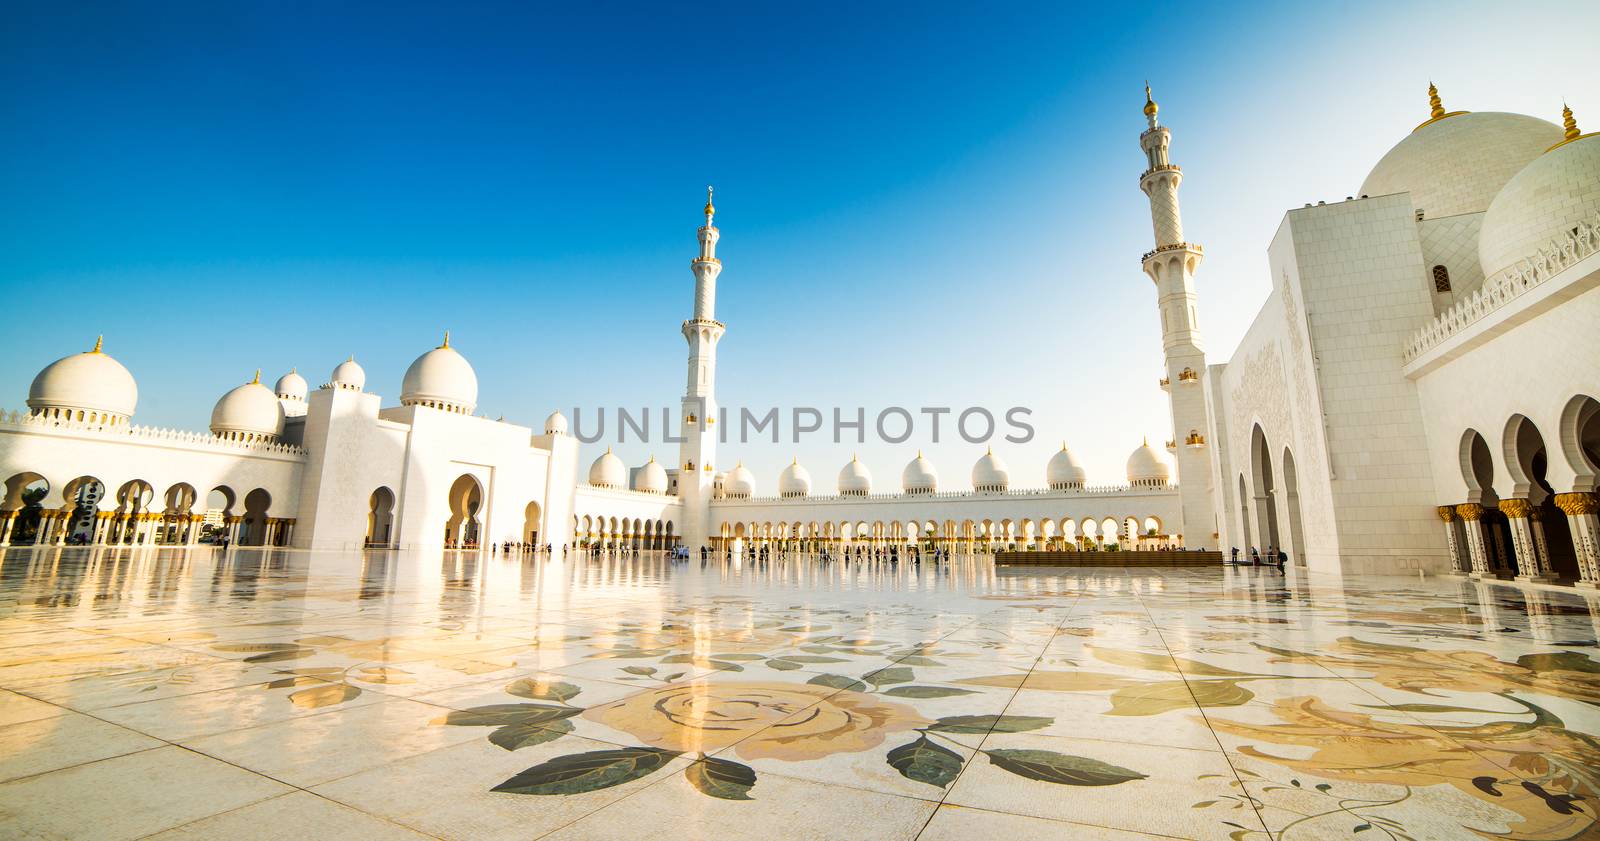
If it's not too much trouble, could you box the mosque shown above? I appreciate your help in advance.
[1,84,1596,589]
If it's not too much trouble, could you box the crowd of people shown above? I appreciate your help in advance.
[1229,545,1288,570]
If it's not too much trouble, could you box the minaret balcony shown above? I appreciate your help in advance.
[1177,368,1199,383]
[1139,163,1181,180]
[1140,242,1204,264]
[690,257,721,266]
[1164,439,1177,451]
[1159,377,1170,390]
[1184,432,1207,448]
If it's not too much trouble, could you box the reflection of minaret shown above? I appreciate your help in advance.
[679,187,725,549]
[1138,85,1214,548]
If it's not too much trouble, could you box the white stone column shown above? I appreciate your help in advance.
[1457,504,1492,577]
[1437,506,1468,575]
[0,511,15,546]
[1555,493,1600,589]
[1499,498,1553,583]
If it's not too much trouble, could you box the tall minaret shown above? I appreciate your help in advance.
[678,187,725,549]
[1138,85,1214,548]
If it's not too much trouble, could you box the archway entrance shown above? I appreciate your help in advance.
[444,475,483,548]
[62,476,107,544]
[1505,415,1578,579]
[523,501,541,545]
[241,489,272,546]
[367,487,395,548]
[1250,425,1279,554]
[2,473,50,545]
[1281,448,1307,566]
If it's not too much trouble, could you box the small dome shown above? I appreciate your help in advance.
[1126,439,1170,487]
[838,455,873,496]
[329,356,366,391]
[273,369,308,402]
[544,410,569,435]
[901,451,938,494]
[725,462,755,498]
[401,333,478,414]
[1360,111,1563,219]
[1479,133,1600,279]
[971,447,1009,492]
[210,372,286,442]
[27,336,139,424]
[1361,110,1563,219]
[779,458,812,498]
[588,447,626,489]
[634,457,668,494]
[1047,442,1087,490]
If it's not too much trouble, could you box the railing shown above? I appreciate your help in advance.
[719,483,1173,505]
[1404,211,1599,363]
[0,409,307,456]
[1140,242,1203,263]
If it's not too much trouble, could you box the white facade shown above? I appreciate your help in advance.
[1194,86,1600,586]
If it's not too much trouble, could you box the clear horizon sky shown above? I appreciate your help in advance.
[3,2,1597,493]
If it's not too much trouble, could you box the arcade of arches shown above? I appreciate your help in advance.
[0,475,293,548]
[693,514,1171,553]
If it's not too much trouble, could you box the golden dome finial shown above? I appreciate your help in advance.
[441,329,450,349]
[90,334,103,354]
[1143,80,1158,118]
[703,185,715,219]
[252,369,261,385]
[1428,81,1445,120]
[1562,102,1580,141]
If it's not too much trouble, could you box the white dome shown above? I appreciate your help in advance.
[1126,440,1170,487]
[1479,131,1600,279]
[1360,110,1562,219]
[725,462,755,498]
[329,356,366,391]
[634,457,668,494]
[544,410,569,435]
[401,334,478,414]
[778,458,812,498]
[971,448,1009,492]
[27,337,138,424]
[1047,442,1087,490]
[209,373,286,442]
[588,448,626,489]
[273,369,308,402]
[901,451,938,494]
[838,455,873,496]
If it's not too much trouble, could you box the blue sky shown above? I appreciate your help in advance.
[3,1,1597,491]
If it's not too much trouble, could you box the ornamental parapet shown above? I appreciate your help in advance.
[1404,210,1599,364]
[718,483,1173,505]
[1138,163,1181,182]
[0,409,307,457]
[1141,242,1204,264]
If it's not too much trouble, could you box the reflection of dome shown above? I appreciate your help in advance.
[1046,442,1087,490]
[27,336,138,425]
[210,371,286,443]
[400,333,478,414]
[634,457,668,494]
[725,462,755,498]
[588,447,626,488]
[274,369,308,401]
[971,447,1009,492]
[329,356,366,391]
[838,455,873,496]
[901,451,938,494]
[1126,439,1170,487]
[544,410,569,435]
[779,458,812,498]
[1479,131,1600,279]
[1360,110,1562,219]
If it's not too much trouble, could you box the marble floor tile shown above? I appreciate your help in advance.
[916,803,1192,840]
[0,710,163,782]
[0,745,291,841]
[0,688,65,726]
[140,791,438,840]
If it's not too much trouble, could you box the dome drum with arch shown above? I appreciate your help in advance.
[210,372,287,444]
[588,448,626,489]
[725,462,755,499]
[901,452,938,494]
[1360,108,1562,220]
[778,458,812,498]
[328,357,366,391]
[1047,442,1087,490]
[401,333,478,415]
[544,411,569,436]
[971,448,1009,493]
[1126,440,1170,488]
[838,456,873,496]
[27,337,138,426]
[1479,130,1600,280]
[634,457,669,494]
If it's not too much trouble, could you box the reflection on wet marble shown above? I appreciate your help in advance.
[1,545,1598,840]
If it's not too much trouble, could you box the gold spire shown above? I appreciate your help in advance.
[90,335,103,354]
[1414,81,1467,132]
[251,369,261,385]
[1549,102,1595,151]
[1143,81,1158,118]
[441,330,450,349]
[703,185,715,219]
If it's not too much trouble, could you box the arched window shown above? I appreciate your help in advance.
[1432,265,1451,292]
